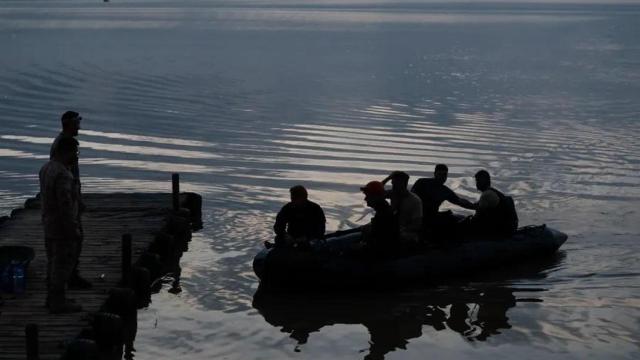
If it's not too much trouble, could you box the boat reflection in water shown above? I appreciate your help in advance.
[253,253,565,359]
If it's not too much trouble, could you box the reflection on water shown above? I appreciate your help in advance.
[1,0,640,359]
[254,286,520,358]
[253,253,563,359]
[1,135,221,159]
[80,129,217,148]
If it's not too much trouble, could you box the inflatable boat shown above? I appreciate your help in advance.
[253,225,568,288]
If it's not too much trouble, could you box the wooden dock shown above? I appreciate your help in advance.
[0,188,201,360]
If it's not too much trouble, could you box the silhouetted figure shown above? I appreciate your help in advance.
[50,110,92,289]
[446,303,473,336]
[411,164,475,236]
[381,171,422,245]
[360,181,398,256]
[272,185,326,248]
[39,137,83,313]
[363,310,423,360]
[252,284,530,358]
[465,170,518,238]
[473,288,516,341]
[423,304,448,331]
[50,111,81,187]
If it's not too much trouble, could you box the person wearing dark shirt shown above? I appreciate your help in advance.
[49,110,92,289]
[411,164,475,233]
[272,185,326,248]
[467,170,518,238]
[50,111,82,196]
[360,181,399,254]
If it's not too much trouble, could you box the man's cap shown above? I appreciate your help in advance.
[61,111,82,124]
[360,181,385,197]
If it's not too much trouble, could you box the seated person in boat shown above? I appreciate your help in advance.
[359,181,399,254]
[464,170,518,238]
[272,185,326,248]
[411,164,475,234]
[381,171,423,245]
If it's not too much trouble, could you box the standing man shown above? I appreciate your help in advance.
[381,171,422,244]
[272,185,326,248]
[40,137,83,313]
[50,110,91,289]
[411,164,475,233]
[50,111,82,191]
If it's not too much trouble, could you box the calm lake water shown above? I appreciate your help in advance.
[1,0,639,359]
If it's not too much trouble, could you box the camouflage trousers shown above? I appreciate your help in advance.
[72,223,84,275]
[45,236,81,301]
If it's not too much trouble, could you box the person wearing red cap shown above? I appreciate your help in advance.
[360,181,399,253]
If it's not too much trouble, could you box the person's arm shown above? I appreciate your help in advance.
[55,172,80,240]
[273,204,289,237]
[447,188,477,210]
[316,205,326,238]
[72,161,86,213]
[451,196,477,210]
[381,173,393,185]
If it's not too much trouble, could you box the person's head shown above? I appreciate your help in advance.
[61,111,82,137]
[54,136,79,166]
[434,164,448,184]
[389,171,410,194]
[361,181,386,208]
[289,185,308,205]
[474,170,491,191]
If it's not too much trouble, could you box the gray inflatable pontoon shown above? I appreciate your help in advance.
[253,225,568,289]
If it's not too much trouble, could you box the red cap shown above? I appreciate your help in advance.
[360,181,385,197]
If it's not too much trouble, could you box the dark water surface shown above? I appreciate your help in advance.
[1,1,639,359]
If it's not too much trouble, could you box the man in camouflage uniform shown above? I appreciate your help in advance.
[49,111,92,289]
[40,136,83,313]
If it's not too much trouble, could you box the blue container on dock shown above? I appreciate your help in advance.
[0,246,34,294]
[12,262,25,294]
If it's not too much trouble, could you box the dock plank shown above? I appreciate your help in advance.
[0,193,175,360]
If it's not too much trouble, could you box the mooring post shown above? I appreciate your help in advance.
[172,173,180,212]
[25,323,39,360]
[121,234,132,286]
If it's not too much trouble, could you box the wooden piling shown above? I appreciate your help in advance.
[25,324,39,360]
[172,173,180,212]
[121,234,132,286]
